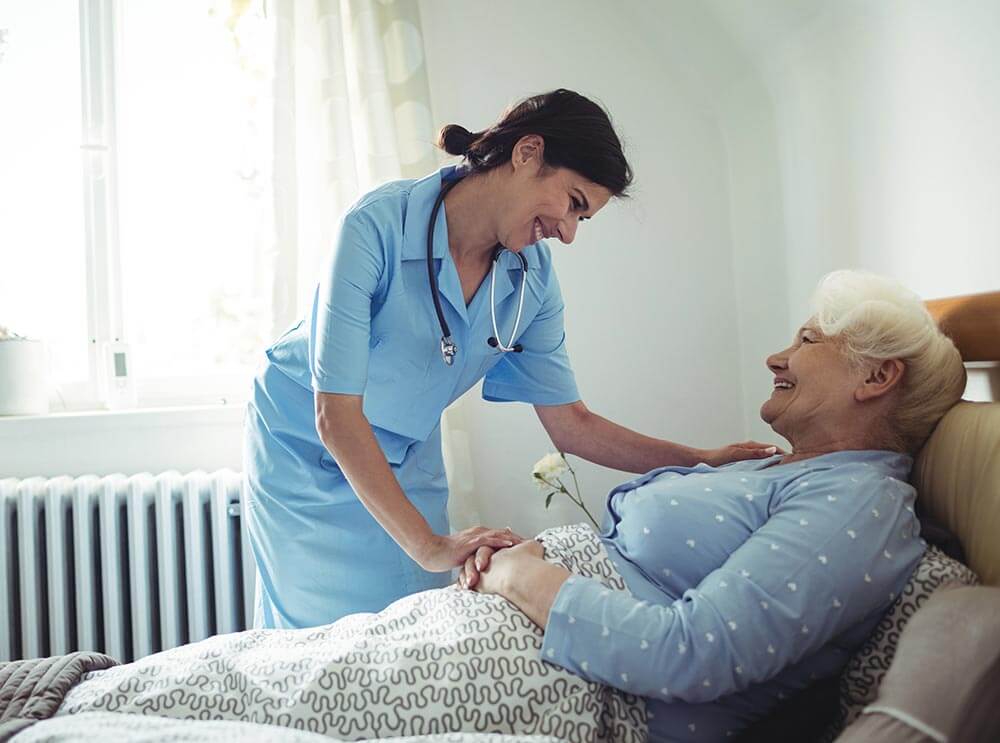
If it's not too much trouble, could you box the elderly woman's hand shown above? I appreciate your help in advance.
[464,539,570,629]
[700,440,784,467]
[459,538,542,594]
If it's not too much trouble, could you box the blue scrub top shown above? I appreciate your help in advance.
[245,165,580,628]
[264,164,580,459]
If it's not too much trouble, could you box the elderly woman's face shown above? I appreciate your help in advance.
[760,322,863,438]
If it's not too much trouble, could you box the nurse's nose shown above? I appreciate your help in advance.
[558,218,579,244]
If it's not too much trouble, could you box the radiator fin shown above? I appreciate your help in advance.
[0,470,253,662]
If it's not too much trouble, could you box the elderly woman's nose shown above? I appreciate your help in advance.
[767,349,789,371]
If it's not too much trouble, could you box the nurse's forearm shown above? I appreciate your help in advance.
[315,392,436,560]
[536,402,701,472]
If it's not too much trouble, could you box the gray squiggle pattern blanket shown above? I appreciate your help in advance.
[15,711,569,742]
[57,524,646,742]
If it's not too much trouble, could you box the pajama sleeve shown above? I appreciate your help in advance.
[539,470,925,703]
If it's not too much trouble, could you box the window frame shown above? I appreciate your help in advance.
[78,0,121,411]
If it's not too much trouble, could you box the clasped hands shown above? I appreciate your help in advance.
[456,529,544,596]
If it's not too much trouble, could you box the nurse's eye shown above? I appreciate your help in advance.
[571,197,583,210]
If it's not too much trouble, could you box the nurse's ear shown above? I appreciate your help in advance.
[511,134,546,173]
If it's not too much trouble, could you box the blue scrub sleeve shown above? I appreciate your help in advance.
[539,475,923,703]
[309,213,385,394]
[482,265,580,406]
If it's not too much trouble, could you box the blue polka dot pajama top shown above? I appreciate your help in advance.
[539,450,925,742]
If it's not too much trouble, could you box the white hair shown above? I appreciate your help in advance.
[811,270,966,453]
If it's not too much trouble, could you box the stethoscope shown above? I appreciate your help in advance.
[427,176,528,366]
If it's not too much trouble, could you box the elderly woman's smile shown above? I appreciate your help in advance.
[759,324,868,452]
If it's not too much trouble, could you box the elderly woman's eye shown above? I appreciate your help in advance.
[801,335,816,344]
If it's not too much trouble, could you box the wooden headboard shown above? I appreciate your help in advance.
[926,290,1000,362]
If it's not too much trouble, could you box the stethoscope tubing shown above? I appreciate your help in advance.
[428,175,528,365]
[427,178,458,358]
[489,248,527,352]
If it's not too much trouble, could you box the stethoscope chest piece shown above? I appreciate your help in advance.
[440,336,458,366]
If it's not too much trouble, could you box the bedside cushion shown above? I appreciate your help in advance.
[911,400,1000,586]
[824,546,979,738]
[834,585,1000,742]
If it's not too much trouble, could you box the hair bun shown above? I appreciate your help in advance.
[437,124,475,156]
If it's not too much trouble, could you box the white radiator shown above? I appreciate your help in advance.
[0,470,255,662]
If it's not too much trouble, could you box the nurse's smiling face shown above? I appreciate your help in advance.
[502,135,612,251]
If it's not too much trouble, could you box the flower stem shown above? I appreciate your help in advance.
[558,479,601,530]
[535,467,600,530]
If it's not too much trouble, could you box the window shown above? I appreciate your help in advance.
[0,0,274,410]
[0,3,89,389]
[116,1,273,398]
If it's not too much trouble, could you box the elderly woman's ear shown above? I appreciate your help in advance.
[855,358,906,402]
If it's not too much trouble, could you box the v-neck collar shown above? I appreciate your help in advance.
[401,166,518,327]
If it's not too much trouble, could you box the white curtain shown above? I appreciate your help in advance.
[265,0,481,529]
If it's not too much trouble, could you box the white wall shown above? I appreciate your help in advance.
[418,0,748,536]
[717,85,790,443]
[760,1,999,310]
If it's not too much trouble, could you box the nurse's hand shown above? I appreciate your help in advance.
[466,539,545,595]
[459,532,534,590]
[459,545,495,590]
[417,527,524,573]
[699,441,785,467]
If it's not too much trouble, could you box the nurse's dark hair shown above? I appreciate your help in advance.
[436,89,633,197]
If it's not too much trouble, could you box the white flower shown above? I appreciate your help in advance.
[530,451,600,529]
[532,452,568,488]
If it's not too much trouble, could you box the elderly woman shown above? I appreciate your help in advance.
[55,271,965,743]
[461,269,967,740]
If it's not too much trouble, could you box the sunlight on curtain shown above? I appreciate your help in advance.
[268,0,479,527]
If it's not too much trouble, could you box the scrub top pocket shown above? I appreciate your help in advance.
[412,436,448,483]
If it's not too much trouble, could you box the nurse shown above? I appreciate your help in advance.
[244,88,776,630]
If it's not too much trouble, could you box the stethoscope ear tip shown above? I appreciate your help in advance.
[487,337,523,353]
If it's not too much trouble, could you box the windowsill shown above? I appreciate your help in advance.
[0,401,246,438]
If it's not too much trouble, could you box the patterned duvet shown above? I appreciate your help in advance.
[55,525,646,742]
